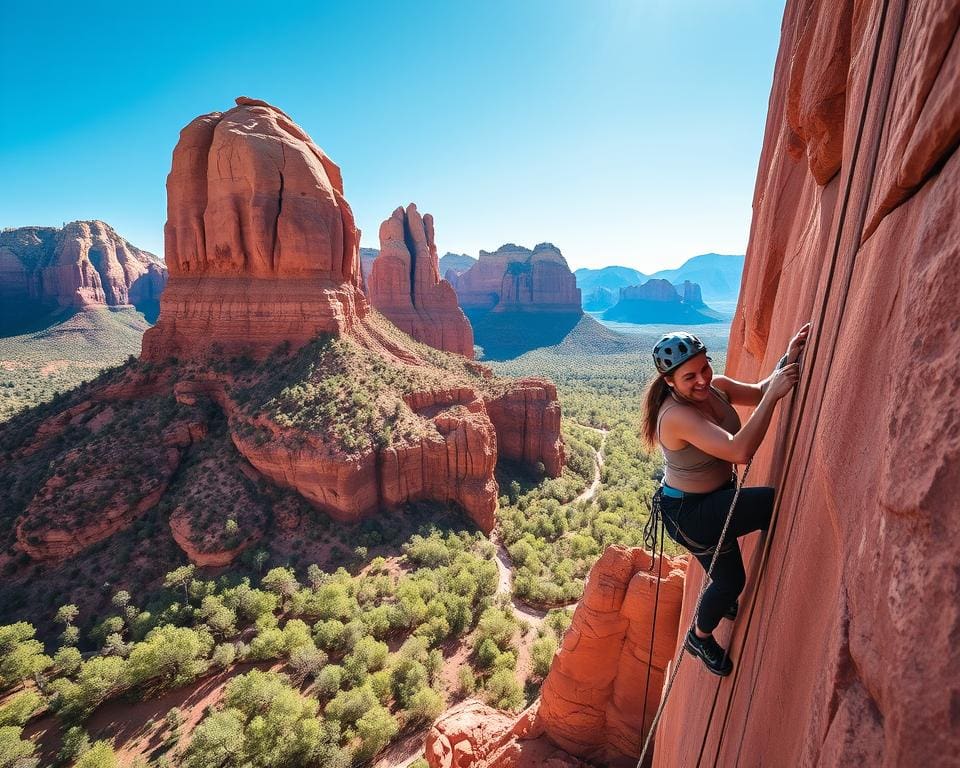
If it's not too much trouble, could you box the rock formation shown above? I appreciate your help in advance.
[141,96,368,361]
[582,286,617,312]
[367,204,474,357]
[3,98,565,570]
[653,2,960,766]
[424,546,687,767]
[448,243,581,314]
[0,221,166,318]
[602,278,722,324]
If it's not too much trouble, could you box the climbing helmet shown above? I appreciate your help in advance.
[652,332,707,374]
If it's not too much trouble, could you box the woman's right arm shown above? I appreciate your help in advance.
[667,363,801,463]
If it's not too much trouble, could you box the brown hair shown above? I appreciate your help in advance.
[640,374,671,450]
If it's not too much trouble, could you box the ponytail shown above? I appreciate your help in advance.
[640,374,671,450]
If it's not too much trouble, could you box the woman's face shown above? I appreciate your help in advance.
[666,352,712,401]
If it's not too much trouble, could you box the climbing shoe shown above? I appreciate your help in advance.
[723,600,739,621]
[684,629,733,677]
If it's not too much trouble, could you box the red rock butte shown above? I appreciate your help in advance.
[367,203,475,357]
[141,96,367,361]
[448,243,582,314]
[4,97,565,569]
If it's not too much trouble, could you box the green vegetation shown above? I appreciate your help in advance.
[0,307,150,421]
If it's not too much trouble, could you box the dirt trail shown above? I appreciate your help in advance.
[493,424,608,626]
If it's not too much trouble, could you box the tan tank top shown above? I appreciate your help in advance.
[656,387,742,493]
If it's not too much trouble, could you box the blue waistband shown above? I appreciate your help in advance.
[660,483,685,498]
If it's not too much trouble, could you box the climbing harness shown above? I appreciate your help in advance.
[636,459,752,767]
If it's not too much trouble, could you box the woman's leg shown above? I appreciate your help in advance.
[693,543,746,634]
[680,486,775,634]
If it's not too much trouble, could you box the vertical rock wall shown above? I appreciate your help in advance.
[653,2,960,766]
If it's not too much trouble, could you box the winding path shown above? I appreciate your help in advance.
[493,424,608,625]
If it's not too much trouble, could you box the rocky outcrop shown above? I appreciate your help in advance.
[424,546,686,767]
[485,379,564,476]
[654,3,960,767]
[582,286,617,312]
[603,278,722,324]
[448,243,581,314]
[0,221,166,313]
[367,204,474,357]
[141,96,368,361]
[426,702,588,768]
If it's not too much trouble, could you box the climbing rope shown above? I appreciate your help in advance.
[639,501,666,741]
[635,459,753,767]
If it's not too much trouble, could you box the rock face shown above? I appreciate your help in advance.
[141,96,368,361]
[448,243,581,314]
[654,3,960,767]
[603,278,722,324]
[0,221,166,315]
[2,98,565,570]
[367,204,475,357]
[424,546,686,767]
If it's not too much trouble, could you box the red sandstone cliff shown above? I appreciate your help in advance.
[448,243,582,314]
[367,204,475,357]
[652,2,960,766]
[425,546,687,768]
[0,221,166,312]
[6,97,565,569]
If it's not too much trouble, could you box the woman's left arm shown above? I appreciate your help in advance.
[714,323,811,407]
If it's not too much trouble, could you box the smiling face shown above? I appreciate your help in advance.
[665,351,712,401]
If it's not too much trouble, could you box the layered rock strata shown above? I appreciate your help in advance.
[141,96,368,361]
[425,546,687,767]
[448,243,581,313]
[655,2,960,766]
[0,221,166,311]
[367,204,474,357]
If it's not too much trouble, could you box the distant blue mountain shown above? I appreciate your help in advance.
[574,266,647,293]
[647,253,744,303]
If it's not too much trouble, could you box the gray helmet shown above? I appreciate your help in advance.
[653,332,707,374]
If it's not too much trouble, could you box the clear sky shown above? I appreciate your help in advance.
[0,0,784,273]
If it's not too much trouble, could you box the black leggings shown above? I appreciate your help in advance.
[658,484,774,634]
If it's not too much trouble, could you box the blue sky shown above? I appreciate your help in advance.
[0,1,784,272]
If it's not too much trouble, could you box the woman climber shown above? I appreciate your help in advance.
[640,323,809,676]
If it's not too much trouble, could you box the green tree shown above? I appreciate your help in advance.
[0,724,36,767]
[405,687,443,725]
[261,567,300,609]
[532,635,558,678]
[484,669,524,711]
[126,625,213,689]
[163,565,196,603]
[0,622,52,691]
[74,740,120,768]
[353,704,398,762]
[0,690,42,727]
